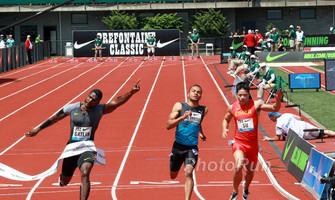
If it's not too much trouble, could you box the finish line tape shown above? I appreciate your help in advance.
[0,141,105,181]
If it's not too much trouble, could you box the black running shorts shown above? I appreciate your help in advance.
[170,141,198,172]
[62,151,96,177]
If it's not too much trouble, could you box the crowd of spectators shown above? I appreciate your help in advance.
[0,34,15,49]
[229,25,309,52]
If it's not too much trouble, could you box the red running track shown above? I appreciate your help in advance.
[0,56,315,199]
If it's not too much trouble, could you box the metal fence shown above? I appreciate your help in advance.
[0,41,50,73]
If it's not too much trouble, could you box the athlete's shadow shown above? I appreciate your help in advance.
[0,78,17,85]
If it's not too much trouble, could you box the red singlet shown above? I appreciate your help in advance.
[231,100,259,164]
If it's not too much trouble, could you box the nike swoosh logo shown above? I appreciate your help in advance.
[266,52,289,62]
[74,40,95,49]
[283,135,295,161]
[232,40,243,50]
[156,38,179,48]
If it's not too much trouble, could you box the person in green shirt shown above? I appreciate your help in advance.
[228,46,238,73]
[228,45,247,74]
[257,63,276,102]
[288,25,296,52]
[191,29,200,58]
[269,28,281,52]
[330,27,335,34]
[35,34,43,43]
[241,55,260,83]
[94,34,103,60]
[186,31,192,56]
[146,33,156,59]
[229,46,238,60]
[231,51,251,77]
[261,42,268,52]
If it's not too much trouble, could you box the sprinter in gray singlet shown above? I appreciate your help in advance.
[25,80,140,200]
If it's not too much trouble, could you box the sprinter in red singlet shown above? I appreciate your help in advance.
[222,82,283,200]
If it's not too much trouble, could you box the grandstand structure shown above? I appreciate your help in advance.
[0,0,334,56]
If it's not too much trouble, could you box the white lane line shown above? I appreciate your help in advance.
[182,56,205,200]
[0,66,55,88]
[111,57,165,200]
[0,58,127,157]
[26,58,129,200]
[107,58,147,102]
[0,59,97,122]
[0,63,83,101]
[0,60,51,78]
[0,58,75,88]
[200,57,299,200]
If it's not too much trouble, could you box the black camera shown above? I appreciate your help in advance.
[321,176,335,186]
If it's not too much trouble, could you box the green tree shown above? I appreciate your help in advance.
[190,9,231,37]
[102,11,139,30]
[142,13,183,32]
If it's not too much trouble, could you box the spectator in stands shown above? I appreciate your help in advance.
[288,25,296,52]
[264,32,271,51]
[6,35,14,47]
[0,34,5,49]
[263,112,335,141]
[243,30,256,54]
[330,27,335,34]
[257,63,276,102]
[241,30,246,37]
[261,43,268,52]
[233,32,239,38]
[255,29,263,44]
[269,28,281,52]
[295,26,305,52]
[191,29,200,58]
[0,34,5,42]
[229,32,234,38]
[35,34,43,43]
[25,35,33,64]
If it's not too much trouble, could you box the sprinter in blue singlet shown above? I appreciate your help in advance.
[167,84,208,200]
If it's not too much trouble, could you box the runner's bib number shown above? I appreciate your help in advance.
[72,126,92,141]
[237,118,254,132]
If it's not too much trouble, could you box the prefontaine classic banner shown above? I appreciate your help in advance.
[73,29,180,57]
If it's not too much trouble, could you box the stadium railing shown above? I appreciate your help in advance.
[0,41,50,73]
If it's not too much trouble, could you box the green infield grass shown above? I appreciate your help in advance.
[271,66,335,131]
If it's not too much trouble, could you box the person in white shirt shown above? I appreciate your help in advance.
[295,26,305,52]
[263,112,335,141]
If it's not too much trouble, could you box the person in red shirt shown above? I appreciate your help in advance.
[243,30,256,54]
[255,29,263,49]
[222,82,283,200]
[25,35,33,64]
